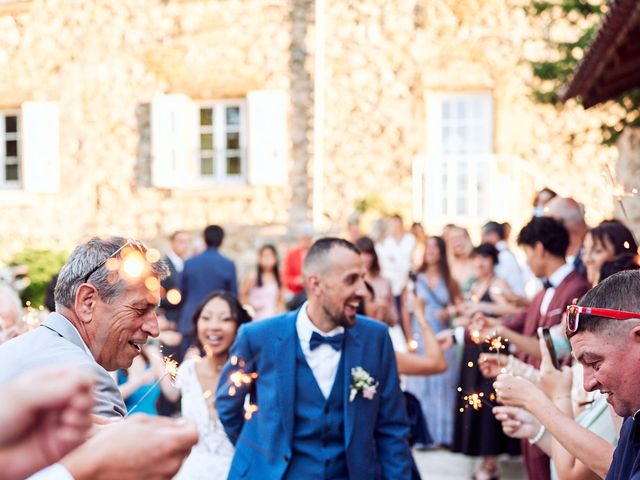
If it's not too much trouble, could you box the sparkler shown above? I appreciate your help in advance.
[603,164,637,238]
[127,355,179,416]
[457,387,497,413]
[485,333,507,373]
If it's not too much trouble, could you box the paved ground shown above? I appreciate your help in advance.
[415,449,525,479]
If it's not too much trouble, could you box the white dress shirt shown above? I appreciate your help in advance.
[539,263,575,315]
[495,241,525,296]
[166,249,184,273]
[296,302,344,398]
[377,234,416,296]
[26,464,75,480]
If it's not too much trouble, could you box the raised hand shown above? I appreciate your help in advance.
[0,366,95,480]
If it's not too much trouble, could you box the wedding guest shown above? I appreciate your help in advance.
[533,187,558,217]
[410,222,427,272]
[404,236,461,449]
[446,225,476,296]
[345,212,363,244]
[478,217,590,480]
[450,243,520,479]
[179,225,237,351]
[356,236,398,326]
[116,346,162,416]
[482,221,526,297]
[0,284,23,344]
[159,230,191,326]
[565,270,640,479]
[544,196,589,277]
[282,222,314,300]
[377,214,416,318]
[240,244,284,321]
[161,291,250,479]
[0,236,168,417]
[583,219,637,286]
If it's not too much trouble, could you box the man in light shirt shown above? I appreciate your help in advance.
[482,221,526,297]
[0,236,169,417]
[377,214,416,316]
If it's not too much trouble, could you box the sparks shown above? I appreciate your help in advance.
[244,403,259,420]
[163,356,179,382]
[486,335,506,353]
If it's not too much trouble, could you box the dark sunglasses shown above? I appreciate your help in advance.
[565,304,640,334]
[81,239,144,283]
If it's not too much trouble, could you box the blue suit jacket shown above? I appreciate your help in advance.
[216,310,412,479]
[178,248,237,335]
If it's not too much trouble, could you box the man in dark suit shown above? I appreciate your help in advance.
[178,225,237,349]
[479,217,590,480]
[157,230,191,416]
[159,230,191,325]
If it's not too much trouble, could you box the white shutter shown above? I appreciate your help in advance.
[151,94,198,188]
[247,90,288,186]
[21,101,60,193]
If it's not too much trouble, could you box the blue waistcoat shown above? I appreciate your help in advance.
[285,339,348,479]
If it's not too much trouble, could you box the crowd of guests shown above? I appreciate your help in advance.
[1,186,640,479]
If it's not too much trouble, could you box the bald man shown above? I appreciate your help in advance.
[544,196,589,277]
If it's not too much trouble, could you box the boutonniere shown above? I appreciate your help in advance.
[349,366,378,402]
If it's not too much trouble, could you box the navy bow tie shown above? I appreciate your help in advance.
[309,331,344,351]
[542,278,554,289]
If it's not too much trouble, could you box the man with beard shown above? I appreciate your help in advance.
[217,237,412,479]
[568,270,640,480]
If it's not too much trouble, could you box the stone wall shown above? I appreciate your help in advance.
[0,0,627,268]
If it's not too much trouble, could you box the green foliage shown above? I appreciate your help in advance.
[526,0,640,144]
[10,249,68,307]
[355,195,388,214]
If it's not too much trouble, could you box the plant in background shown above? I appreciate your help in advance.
[526,0,640,144]
[10,249,68,308]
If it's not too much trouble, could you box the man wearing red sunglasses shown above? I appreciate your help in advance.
[568,270,640,480]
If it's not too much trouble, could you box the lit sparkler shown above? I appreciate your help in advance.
[244,403,259,420]
[603,164,637,237]
[127,355,179,416]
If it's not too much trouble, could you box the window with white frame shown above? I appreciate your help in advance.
[198,101,246,181]
[0,112,20,186]
[426,92,493,222]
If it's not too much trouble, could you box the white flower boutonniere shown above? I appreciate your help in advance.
[349,366,378,402]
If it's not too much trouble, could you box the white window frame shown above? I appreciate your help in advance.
[197,99,247,185]
[425,92,494,226]
[0,111,21,189]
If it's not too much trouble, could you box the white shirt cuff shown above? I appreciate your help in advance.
[454,326,465,346]
[26,464,75,480]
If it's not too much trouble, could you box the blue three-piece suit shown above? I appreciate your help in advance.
[216,310,413,479]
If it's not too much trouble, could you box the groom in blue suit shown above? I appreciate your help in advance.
[217,237,412,479]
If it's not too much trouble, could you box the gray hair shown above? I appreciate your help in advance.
[54,236,169,309]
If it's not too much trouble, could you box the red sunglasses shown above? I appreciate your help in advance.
[565,304,640,334]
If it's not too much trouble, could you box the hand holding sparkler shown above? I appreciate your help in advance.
[478,353,508,378]
[126,355,179,416]
[493,373,544,409]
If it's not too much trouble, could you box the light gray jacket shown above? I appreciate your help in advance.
[0,312,126,417]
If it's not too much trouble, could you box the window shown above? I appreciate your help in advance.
[198,101,246,181]
[0,112,20,187]
[426,93,493,222]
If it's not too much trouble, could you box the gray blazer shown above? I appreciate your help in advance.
[0,312,126,417]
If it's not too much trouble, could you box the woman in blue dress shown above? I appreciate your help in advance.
[405,236,462,448]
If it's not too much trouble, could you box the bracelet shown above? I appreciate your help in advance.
[529,425,546,445]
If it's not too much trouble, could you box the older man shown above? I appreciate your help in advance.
[568,270,640,480]
[0,236,169,417]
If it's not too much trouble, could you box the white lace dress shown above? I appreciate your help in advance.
[173,358,235,480]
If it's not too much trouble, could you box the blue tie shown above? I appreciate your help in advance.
[309,331,344,351]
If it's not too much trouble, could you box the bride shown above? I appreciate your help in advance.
[161,291,251,479]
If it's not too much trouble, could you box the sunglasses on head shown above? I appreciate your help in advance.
[565,304,640,334]
[82,239,145,283]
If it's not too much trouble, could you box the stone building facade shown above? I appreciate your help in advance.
[0,0,626,261]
